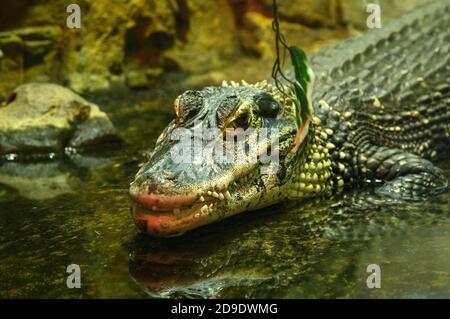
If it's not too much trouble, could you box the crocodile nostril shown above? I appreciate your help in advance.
[134,217,149,234]
[147,182,158,194]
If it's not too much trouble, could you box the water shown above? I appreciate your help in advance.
[0,88,449,298]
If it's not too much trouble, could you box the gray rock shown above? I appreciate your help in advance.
[0,83,121,159]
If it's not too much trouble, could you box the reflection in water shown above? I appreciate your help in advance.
[0,162,77,200]
[129,186,450,298]
[0,154,117,200]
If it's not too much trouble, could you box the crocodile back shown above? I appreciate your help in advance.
[311,0,450,160]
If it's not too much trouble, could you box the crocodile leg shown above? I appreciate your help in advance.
[359,145,448,201]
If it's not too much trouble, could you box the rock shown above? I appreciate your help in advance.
[340,0,433,30]
[0,27,61,99]
[65,0,177,93]
[164,0,240,74]
[260,0,339,27]
[0,0,435,96]
[146,67,164,79]
[16,27,61,82]
[0,83,121,159]
[183,71,225,88]
[126,70,150,89]
[0,33,24,100]
[240,11,349,61]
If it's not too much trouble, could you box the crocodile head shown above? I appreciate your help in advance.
[130,81,331,236]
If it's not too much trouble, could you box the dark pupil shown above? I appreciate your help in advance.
[254,93,280,118]
[179,90,203,122]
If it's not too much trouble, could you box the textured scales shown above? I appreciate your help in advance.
[308,0,450,199]
[130,1,450,236]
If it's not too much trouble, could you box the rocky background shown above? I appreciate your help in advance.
[0,0,432,100]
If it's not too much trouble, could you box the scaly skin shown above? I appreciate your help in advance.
[130,1,450,236]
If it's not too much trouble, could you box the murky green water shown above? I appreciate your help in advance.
[0,88,449,298]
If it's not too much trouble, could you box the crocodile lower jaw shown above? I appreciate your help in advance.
[131,197,223,236]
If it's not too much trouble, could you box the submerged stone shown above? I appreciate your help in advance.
[0,83,121,160]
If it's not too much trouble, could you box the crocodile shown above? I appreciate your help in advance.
[130,0,450,237]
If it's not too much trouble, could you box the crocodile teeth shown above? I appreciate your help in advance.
[201,205,209,214]
[199,196,205,202]
[224,191,231,200]
[222,80,229,87]
[207,191,212,196]
[218,193,225,201]
[212,191,219,198]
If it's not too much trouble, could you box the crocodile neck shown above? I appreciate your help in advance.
[284,122,334,199]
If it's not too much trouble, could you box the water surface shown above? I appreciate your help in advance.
[0,88,449,298]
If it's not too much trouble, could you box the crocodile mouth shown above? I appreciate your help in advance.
[131,190,227,236]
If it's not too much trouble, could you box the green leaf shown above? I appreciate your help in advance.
[288,46,314,128]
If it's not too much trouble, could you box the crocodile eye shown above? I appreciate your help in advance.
[232,112,250,129]
[253,93,280,118]
[216,95,239,126]
[174,90,203,124]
